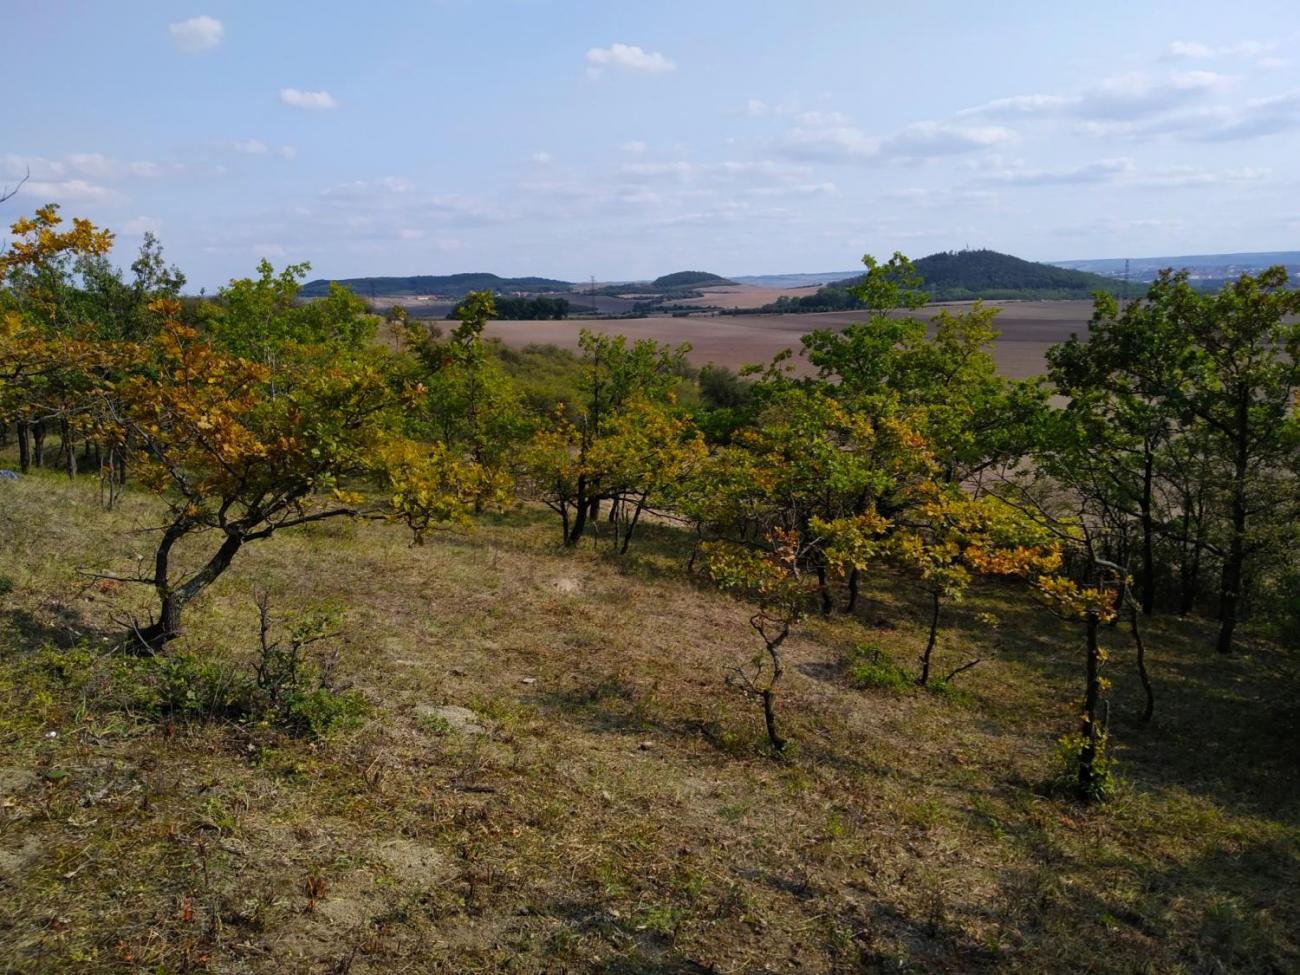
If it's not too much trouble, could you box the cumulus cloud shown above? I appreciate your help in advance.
[530,151,554,164]
[621,140,648,153]
[586,43,676,79]
[168,15,224,53]
[960,71,1227,124]
[279,88,338,110]
[779,112,1013,164]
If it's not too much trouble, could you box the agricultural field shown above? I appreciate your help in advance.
[486,301,1095,378]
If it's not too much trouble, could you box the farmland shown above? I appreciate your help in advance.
[485,301,1095,378]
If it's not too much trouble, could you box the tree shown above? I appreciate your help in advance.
[0,205,115,473]
[201,260,376,369]
[406,291,525,511]
[518,330,689,546]
[87,312,472,650]
[1163,269,1300,653]
[887,486,1059,686]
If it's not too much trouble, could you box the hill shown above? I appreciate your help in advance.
[651,270,735,289]
[736,249,1123,314]
[300,272,573,299]
[1,466,1294,972]
[912,249,1118,298]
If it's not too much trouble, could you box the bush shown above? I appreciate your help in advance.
[1054,731,1117,802]
[844,643,915,692]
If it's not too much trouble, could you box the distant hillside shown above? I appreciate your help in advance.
[732,271,863,288]
[735,249,1122,314]
[1054,251,1300,285]
[651,271,734,289]
[301,273,573,299]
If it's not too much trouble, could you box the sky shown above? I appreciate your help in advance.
[4,1,1300,290]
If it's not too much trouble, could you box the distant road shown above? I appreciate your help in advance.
[483,300,1094,378]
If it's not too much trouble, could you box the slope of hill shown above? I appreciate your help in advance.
[651,270,735,289]
[301,272,573,298]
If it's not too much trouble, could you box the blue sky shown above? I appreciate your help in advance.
[4,1,1299,289]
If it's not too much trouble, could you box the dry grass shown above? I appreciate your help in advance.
[0,468,1296,973]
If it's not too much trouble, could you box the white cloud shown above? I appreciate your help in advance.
[321,176,413,198]
[978,157,1136,186]
[585,43,676,79]
[279,88,339,111]
[531,151,554,164]
[779,113,1013,164]
[168,15,224,54]
[397,228,424,240]
[122,216,163,235]
[1165,39,1281,66]
[745,99,769,117]
[233,139,296,159]
[959,70,1227,125]
[621,140,648,153]
[21,179,119,203]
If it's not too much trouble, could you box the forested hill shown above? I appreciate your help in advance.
[739,249,1123,313]
[651,270,735,289]
[300,272,573,298]
[913,249,1118,298]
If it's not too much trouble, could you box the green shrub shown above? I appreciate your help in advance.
[1054,731,1117,802]
[844,643,915,692]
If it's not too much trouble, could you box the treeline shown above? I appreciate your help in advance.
[448,294,569,320]
[4,212,1300,803]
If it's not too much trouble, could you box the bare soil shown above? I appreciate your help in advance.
[486,301,1095,378]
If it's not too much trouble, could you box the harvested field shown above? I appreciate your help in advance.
[486,300,1095,378]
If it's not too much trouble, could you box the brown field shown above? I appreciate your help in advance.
[485,300,1094,379]
[663,283,824,310]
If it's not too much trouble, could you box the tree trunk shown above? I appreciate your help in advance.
[844,567,860,613]
[133,526,244,652]
[917,590,941,686]
[760,687,785,754]
[31,420,45,468]
[618,497,645,555]
[565,478,590,547]
[1078,611,1105,799]
[16,421,30,473]
[1139,447,1156,616]
[815,564,832,615]
[1130,605,1154,722]
[1216,402,1250,655]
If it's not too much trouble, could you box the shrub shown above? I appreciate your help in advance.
[844,643,914,693]
[1054,730,1117,802]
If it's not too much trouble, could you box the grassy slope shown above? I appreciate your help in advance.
[0,468,1296,973]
